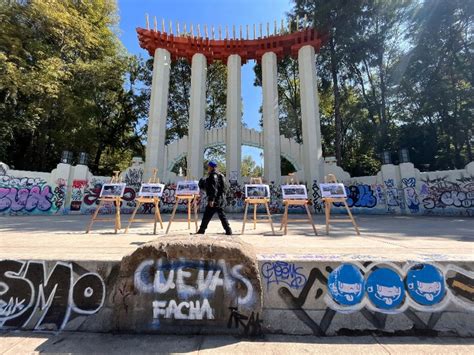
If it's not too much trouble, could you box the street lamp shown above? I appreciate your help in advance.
[399,148,410,163]
[78,152,89,166]
[382,151,392,165]
[60,150,73,164]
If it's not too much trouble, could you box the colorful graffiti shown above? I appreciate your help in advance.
[265,260,473,335]
[333,184,377,208]
[0,260,105,330]
[420,176,474,213]
[0,175,64,215]
[80,178,138,214]
[70,179,87,211]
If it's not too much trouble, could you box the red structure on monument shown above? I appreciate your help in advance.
[137,26,326,62]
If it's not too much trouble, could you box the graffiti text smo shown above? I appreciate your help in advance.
[0,260,105,330]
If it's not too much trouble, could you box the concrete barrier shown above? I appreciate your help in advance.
[1,238,472,336]
[258,258,474,336]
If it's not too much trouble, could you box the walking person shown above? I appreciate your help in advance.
[196,161,232,235]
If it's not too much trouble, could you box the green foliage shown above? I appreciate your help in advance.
[255,0,473,176]
[0,0,146,174]
[241,155,263,177]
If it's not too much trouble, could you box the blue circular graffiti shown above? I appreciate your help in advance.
[327,264,365,306]
[366,268,405,309]
[405,264,445,306]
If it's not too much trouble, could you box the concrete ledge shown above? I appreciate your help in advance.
[258,259,474,336]
[1,236,473,336]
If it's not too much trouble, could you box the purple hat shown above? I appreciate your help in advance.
[208,161,217,168]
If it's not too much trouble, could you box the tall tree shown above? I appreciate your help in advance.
[394,0,473,169]
[0,0,145,174]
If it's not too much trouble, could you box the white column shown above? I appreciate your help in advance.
[225,54,242,183]
[262,51,281,183]
[298,45,323,184]
[144,48,171,181]
[187,53,207,179]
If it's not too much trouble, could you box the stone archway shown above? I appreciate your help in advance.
[163,127,304,183]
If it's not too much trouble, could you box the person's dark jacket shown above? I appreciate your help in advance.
[204,171,226,206]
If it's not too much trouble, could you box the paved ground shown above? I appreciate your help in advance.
[0,214,472,261]
[1,332,473,354]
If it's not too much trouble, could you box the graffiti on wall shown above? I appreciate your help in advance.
[384,179,403,213]
[333,184,378,209]
[420,176,474,214]
[227,306,263,336]
[0,176,64,215]
[0,260,105,330]
[402,178,420,213]
[70,179,87,211]
[134,258,255,324]
[80,178,138,214]
[265,261,473,335]
[261,261,307,291]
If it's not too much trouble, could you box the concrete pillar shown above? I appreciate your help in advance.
[262,51,281,183]
[298,45,324,184]
[144,48,171,181]
[225,54,242,183]
[187,53,207,179]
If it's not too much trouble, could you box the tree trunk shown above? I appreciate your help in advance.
[93,143,104,174]
[329,37,342,165]
[466,131,473,163]
[378,55,388,149]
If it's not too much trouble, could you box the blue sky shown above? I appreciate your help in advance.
[117,0,292,164]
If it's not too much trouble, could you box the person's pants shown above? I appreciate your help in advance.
[197,204,232,234]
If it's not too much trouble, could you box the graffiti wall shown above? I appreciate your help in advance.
[259,259,474,336]
[0,260,106,331]
[0,174,66,215]
[0,160,472,216]
[329,162,474,216]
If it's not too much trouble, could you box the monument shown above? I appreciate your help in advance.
[137,18,326,185]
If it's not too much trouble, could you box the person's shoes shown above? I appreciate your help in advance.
[225,230,233,236]
[192,231,205,235]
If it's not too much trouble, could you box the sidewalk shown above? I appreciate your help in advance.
[1,214,473,261]
[1,332,473,354]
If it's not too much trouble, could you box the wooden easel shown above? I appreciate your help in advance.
[166,176,199,234]
[86,171,122,234]
[322,174,360,235]
[125,169,163,234]
[241,177,275,235]
[280,175,317,236]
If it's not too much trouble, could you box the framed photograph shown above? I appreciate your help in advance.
[138,183,165,198]
[319,183,347,198]
[245,184,270,199]
[99,183,126,198]
[281,185,308,200]
[176,180,200,196]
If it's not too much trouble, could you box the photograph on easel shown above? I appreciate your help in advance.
[99,183,126,198]
[245,184,270,199]
[138,183,165,198]
[176,180,200,196]
[319,183,347,198]
[281,185,308,199]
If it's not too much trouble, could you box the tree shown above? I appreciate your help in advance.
[394,0,473,169]
[241,155,263,177]
[0,0,145,174]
